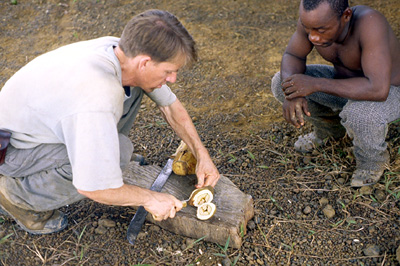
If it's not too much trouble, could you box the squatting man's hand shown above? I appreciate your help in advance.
[282,97,310,129]
[282,74,317,100]
[143,191,183,222]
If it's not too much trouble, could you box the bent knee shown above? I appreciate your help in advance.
[271,72,284,102]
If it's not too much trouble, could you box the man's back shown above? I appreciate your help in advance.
[0,37,124,149]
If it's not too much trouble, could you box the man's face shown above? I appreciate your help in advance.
[139,58,184,93]
[299,2,344,47]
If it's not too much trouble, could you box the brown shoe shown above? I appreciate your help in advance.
[350,169,383,187]
[0,191,67,234]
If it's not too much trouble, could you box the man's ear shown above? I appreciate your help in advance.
[342,7,352,22]
[138,56,152,71]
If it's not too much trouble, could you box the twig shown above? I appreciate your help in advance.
[352,201,390,217]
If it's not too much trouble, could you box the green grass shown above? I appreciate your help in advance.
[213,236,240,266]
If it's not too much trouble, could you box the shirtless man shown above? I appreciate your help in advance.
[270,0,400,186]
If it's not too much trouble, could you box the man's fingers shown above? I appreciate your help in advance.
[281,77,293,86]
[152,209,175,221]
[195,175,205,189]
[290,114,300,128]
[288,103,300,128]
[283,105,291,124]
[302,101,311,116]
[283,87,291,96]
[295,103,305,126]
[169,207,176,219]
[285,93,294,100]
[152,214,163,221]
[151,198,182,221]
[282,84,294,94]
[209,176,219,187]
[174,199,183,211]
[284,107,299,127]
[283,100,301,128]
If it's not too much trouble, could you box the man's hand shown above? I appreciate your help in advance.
[78,185,183,222]
[159,99,221,189]
[195,154,220,189]
[282,97,310,128]
[282,74,317,99]
[143,191,183,221]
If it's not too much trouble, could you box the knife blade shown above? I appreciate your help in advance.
[127,158,174,245]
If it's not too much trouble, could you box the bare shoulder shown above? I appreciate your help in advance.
[353,5,389,27]
[352,5,391,40]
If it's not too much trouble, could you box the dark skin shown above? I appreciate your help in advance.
[280,1,400,128]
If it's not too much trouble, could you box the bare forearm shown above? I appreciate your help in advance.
[78,184,183,221]
[313,77,389,101]
[159,99,220,187]
[77,184,152,207]
[159,99,208,159]
[283,73,390,101]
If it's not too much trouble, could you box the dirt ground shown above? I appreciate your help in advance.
[1,0,400,265]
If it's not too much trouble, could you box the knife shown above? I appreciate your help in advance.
[127,158,174,245]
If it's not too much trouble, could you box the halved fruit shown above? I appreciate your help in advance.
[188,186,214,207]
[196,202,216,220]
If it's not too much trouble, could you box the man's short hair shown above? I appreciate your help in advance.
[119,9,197,65]
[302,0,349,17]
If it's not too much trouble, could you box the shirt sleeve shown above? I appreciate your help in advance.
[58,112,124,191]
[145,85,177,106]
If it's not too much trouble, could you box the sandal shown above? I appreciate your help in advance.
[294,132,324,153]
[350,169,383,187]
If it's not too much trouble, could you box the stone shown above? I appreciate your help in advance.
[302,156,311,164]
[221,257,231,266]
[374,190,386,202]
[94,225,107,235]
[185,238,195,247]
[247,220,256,230]
[319,197,329,206]
[322,204,335,219]
[363,244,380,256]
[337,178,346,185]
[98,218,116,228]
[149,225,160,232]
[303,206,312,215]
[360,186,373,195]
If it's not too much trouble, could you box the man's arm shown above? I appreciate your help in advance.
[283,10,392,102]
[281,19,314,79]
[78,184,183,221]
[158,99,220,188]
[280,20,313,128]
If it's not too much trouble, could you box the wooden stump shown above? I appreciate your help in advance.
[123,161,254,248]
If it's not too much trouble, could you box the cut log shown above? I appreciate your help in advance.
[122,161,254,248]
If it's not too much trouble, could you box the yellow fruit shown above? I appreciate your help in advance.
[172,141,197,176]
[188,186,214,207]
[196,202,216,220]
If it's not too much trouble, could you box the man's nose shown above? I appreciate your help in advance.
[166,72,177,83]
[308,32,320,43]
